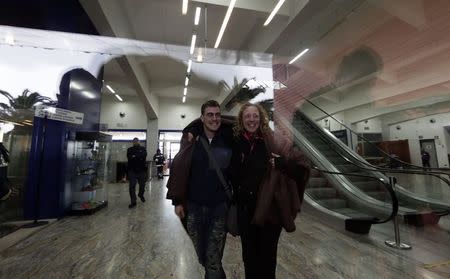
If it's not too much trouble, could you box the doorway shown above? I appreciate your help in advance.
[158,130,182,175]
[420,139,438,168]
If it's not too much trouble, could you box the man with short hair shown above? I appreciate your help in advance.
[167,100,233,279]
[127,137,147,208]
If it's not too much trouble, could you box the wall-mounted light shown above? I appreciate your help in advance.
[187,59,192,73]
[106,85,115,94]
[115,94,123,102]
[263,0,286,26]
[190,34,197,55]
[185,76,189,87]
[214,0,236,48]
[289,48,309,64]
[182,0,188,15]
[194,7,201,25]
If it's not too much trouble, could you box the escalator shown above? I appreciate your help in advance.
[283,109,450,232]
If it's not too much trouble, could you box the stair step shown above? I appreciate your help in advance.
[353,181,380,191]
[310,169,321,177]
[308,177,329,188]
[307,187,337,199]
[335,164,360,173]
[366,191,388,201]
[346,173,369,182]
[320,198,347,209]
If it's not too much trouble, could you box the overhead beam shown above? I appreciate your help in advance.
[80,0,158,119]
[368,0,426,29]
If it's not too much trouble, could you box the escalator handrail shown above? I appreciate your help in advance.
[311,166,398,225]
[296,110,450,185]
[298,94,450,172]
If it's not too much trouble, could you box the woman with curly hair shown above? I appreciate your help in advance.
[231,103,309,279]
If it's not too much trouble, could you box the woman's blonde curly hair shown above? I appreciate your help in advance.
[233,103,270,138]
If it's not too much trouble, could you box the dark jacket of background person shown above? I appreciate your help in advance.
[127,145,147,172]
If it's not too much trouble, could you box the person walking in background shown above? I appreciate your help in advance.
[231,103,310,279]
[153,149,166,179]
[421,149,431,169]
[127,137,147,208]
[166,100,233,279]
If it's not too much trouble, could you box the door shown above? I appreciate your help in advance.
[420,139,438,168]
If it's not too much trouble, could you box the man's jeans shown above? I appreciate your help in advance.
[128,170,146,204]
[186,201,228,279]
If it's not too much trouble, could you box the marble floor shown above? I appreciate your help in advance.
[0,178,449,279]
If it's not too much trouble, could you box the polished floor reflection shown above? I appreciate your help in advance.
[0,178,448,278]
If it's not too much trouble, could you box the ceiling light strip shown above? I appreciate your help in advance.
[263,0,286,26]
[185,77,189,86]
[115,94,123,102]
[187,59,192,73]
[182,96,186,103]
[288,48,309,64]
[183,87,187,96]
[190,34,197,55]
[106,85,115,94]
[182,0,188,15]
[214,0,236,48]
[194,7,201,25]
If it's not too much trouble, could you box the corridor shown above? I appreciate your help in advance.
[0,178,448,279]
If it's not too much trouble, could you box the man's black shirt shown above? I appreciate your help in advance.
[127,145,147,172]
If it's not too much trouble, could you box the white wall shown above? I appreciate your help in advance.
[158,97,205,130]
[353,118,382,133]
[389,112,450,167]
[100,94,147,129]
[318,112,346,131]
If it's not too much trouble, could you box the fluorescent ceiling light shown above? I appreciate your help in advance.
[264,0,286,26]
[194,7,201,25]
[289,48,309,64]
[182,96,186,103]
[214,0,236,48]
[115,94,123,102]
[190,34,197,55]
[183,87,187,96]
[185,76,189,86]
[182,0,188,15]
[187,59,192,73]
[106,85,115,94]
[5,33,14,45]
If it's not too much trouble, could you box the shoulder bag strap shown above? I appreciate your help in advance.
[199,137,233,200]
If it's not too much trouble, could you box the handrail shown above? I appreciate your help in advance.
[295,110,450,182]
[311,166,398,225]
[297,94,450,172]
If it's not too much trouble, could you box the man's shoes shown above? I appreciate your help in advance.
[128,203,136,209]
[138,194,146,203]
